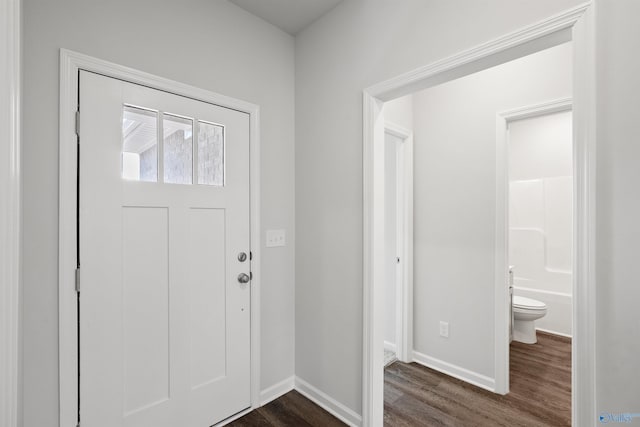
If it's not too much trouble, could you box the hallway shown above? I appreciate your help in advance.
[232,332,571,426]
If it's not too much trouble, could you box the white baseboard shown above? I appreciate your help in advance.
[537,327,573,339]
[384,341,397,352]
[413,351,496,393]
[294,377,362,427]
[260,376,295,406]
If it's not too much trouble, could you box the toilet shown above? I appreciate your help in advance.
[512,296,547,344]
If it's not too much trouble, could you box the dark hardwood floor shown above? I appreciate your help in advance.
[228,390,347,427]
[384,331,571,426]
[230,331,571,426]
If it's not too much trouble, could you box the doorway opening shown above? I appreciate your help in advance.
[499,99,574,420]
[364,4,595,426]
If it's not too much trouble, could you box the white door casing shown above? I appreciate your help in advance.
[79,71,251,427]
[0,1,21,426]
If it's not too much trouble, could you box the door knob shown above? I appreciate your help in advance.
[237,273,250,284]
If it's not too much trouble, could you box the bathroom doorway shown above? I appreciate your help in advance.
[497,100,574,403]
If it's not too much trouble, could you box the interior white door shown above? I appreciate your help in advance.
[79,70,251,427]
[383,131,399,350]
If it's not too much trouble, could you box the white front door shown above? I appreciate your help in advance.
[79,70,251,427]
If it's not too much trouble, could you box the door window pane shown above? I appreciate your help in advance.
[122,106,158,182]
[163,114,193,185]
[197,121,224,186]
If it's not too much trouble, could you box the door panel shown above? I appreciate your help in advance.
[188,208,227,389]
[79,70,251,427]
[122,207,170,416]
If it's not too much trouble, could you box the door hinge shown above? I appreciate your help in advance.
[75,267,81,292]
[75,110,80,137]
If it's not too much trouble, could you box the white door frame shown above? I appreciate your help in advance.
[0,0,21,426]
[383,123,414,364]
[58,49,262,427]
[363,3,596,427]
[494,97,573,394]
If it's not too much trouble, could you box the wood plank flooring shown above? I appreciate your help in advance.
[228,390,347,427]
[384,332,571,426]
[229,331,571,426]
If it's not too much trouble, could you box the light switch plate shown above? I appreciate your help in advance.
[439,321,449,338]
[266,229,286,247]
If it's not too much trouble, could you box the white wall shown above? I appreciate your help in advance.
[295,0,584,415]
[411,43,572,379]
[595,0,640,414]
[22,1,295,425]
[383,95,413,131]
[509,111,573,336]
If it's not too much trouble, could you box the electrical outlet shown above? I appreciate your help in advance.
[266,229,286,247]
[439,321,449,338]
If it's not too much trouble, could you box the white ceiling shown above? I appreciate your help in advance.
[229,0,343,35]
